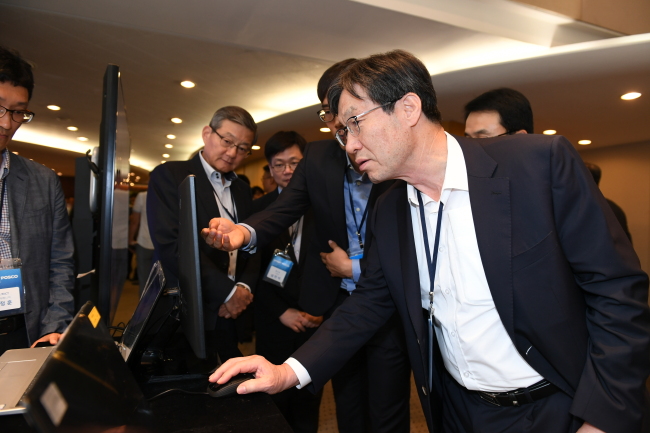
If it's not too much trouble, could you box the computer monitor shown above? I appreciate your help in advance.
[117,261,166,363]
[178,175,206,359]
[21,302,152,432]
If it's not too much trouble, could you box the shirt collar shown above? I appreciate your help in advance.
[199,150,237,186]
[407,132,468,206]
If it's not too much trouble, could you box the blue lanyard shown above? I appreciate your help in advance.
[0,177,6,226]
[417,190,444,391]
[346,168,369,250]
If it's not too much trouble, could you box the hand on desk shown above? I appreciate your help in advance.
[202,218,250,251]
[210,355,299,395]
[279,308,323,332]
[320,240,353,279]
[218,285,253,319]
[31,332,62,347]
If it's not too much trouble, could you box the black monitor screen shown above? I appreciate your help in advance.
[178,175,206,359]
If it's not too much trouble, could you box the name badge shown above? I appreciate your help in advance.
[263,249,294,288]
[0,258,25,317]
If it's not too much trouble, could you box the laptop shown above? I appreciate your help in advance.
[21,301,153,432]
[116,261,165,362]
[0,346,54,416]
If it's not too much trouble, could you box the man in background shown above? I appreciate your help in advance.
[0,46,74,354]
[584,162,632,242]
[148,106,259,362]
[464,87,533,138]
[261,165,277,194]
[252,130,323,433]
[129,190,154,295]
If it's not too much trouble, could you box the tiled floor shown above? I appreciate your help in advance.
[114,279,429,432]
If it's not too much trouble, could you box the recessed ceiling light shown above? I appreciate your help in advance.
[251,145,261,150]
[171,118,182,124]
[57,172,62,176]
[180,81,195,88]
[543,129,556,135]
[578,140,591,145]
[166,134,176,139]
[165,144,173,149]
[162,154,170,158]
[47,105,61,111]
[320,127,331,133]
[77,137,89,141]
[67,126,78,131]
[621,92,641,100]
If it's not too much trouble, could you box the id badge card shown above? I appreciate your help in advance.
[0,258,25,318]
[263,249,294,288]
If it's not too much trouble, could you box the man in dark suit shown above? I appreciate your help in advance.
[252,130,323,433]
[207,50,650,433]
[222,60,412,433]
[463,87,533,138]
[0,46,74,355]
[148,106,258,362]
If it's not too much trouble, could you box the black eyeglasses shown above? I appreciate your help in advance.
[334,102,393,147]
[317,109,334,123]
[0,104,35,124]
[211,127,252,156]
[271,161,300,173]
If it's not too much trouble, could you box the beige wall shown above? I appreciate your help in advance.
[515,0,650,34]
[578,141,650,275]
[237,158,267,190]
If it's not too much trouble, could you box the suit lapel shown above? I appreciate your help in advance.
[394,183,427,346]
[324,144,348,249]
[7,156,28,258]
[457,137,514,338]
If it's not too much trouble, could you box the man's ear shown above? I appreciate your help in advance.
[201,125,213,144]
[400,93,422,127]
[514,129,528,135]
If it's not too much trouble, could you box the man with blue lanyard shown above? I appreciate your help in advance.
[210,61,412,433]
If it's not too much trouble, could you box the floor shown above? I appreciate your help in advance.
[114,279,428,432]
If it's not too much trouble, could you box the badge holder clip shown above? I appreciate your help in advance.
[0,258,25,318]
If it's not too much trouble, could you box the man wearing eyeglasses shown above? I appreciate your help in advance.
[148,106,259,363]
[464,88,533,138]
[207,51,649,433]
[0,46,74,355]
[205,60,412,433]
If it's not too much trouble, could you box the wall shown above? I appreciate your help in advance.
[578,140,650,275]
[236,158,267,190]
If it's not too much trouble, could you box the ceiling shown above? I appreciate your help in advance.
[0,0,648,180]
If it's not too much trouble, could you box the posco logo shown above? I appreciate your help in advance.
[0,275,19,280]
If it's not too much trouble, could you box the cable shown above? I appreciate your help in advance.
[147,388,208,401]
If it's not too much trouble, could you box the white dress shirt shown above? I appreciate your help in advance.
[199,152,250,301]
[409,133,542,392]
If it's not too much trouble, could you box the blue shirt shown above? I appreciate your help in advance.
[342,160,372,292]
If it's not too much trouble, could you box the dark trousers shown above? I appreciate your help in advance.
[441,372,583,433]
[329,292,411,433]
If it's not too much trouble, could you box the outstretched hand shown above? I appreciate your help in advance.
[209,355,300,395]
[201,218,250,251]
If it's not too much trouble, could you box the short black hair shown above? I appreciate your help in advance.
[464,88,534,134]
[584,162,602,185]
[327,50,442,123]
[317,59,357,103]
[0,46,35,100]
[264,131,306,163]
[237,173,251,186]
[251,186,264,196]
[263,164,271,174]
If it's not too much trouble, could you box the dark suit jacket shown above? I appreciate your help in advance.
[292,135,650,433]
[244,140,393,316]
[147,154,259,329]
[252,189,316,363]
[8,154,75,344]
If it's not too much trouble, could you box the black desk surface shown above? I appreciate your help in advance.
[1,375,292,433]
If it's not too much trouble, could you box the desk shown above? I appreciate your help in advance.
[0,376,292,433]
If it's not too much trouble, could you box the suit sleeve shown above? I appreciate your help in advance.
[41,174,75,336]
[549,137,650,432]
[292,206,396,391]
